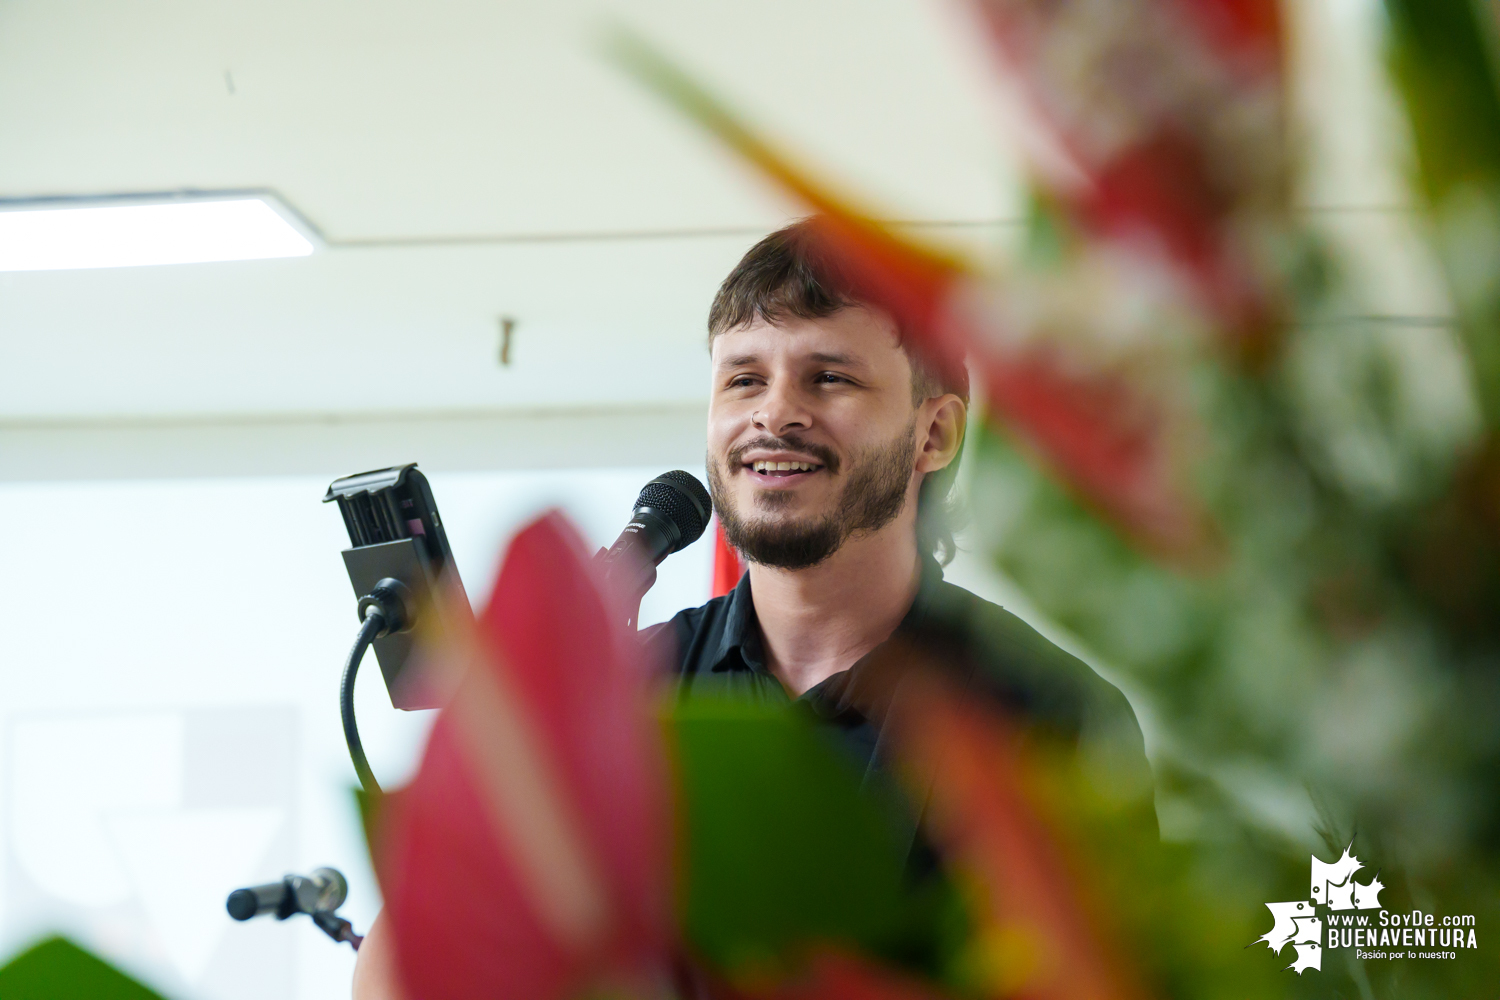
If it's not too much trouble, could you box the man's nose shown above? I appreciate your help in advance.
[751,381,811,437]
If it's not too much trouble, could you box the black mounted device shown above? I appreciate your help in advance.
[324,463,469,711]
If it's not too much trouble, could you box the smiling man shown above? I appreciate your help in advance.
[698,300,964,697]
[649,219,1154,814]
[351,221,1155,1000]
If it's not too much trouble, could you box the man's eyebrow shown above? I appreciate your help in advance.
[808,352,867,367]
[716,351,870,368]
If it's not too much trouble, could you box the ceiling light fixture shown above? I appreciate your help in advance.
[0,191,319,272]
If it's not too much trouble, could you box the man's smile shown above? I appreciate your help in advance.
[738,449,827,487]
[729,441,836,488]
[750,460,818,473]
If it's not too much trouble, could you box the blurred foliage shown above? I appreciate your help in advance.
[0,937,168,1000]
[955,1,1500,993]
[981,730,1290,1000]
[610,0,1500,994]
[1386,0,1500,424]
[966,204,1500,991]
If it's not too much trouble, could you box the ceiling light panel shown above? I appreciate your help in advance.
[0,194,318,272]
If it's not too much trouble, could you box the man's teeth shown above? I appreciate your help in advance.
[752,460,816,473]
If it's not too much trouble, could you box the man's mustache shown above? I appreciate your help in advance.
[725,436,841,475]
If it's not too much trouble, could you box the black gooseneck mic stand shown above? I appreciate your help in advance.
[340,577,414,797]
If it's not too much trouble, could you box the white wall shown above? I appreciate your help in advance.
[0,465,712,1000]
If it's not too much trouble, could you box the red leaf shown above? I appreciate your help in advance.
[895,679,1147,1000]
[377,511,671,1000]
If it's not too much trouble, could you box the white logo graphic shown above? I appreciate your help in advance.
[1258,845,1383,973]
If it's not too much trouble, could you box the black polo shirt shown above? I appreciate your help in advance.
[642,555,1155,822]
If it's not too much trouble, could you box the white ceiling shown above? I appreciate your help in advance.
[0,0,1445,441]
[0,236,745,417]
[0,0,1018,237]
[0,0,1025,423]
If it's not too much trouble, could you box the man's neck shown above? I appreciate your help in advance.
[748,525,923,697]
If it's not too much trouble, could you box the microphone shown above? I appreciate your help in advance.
[607,470,712,566]
[602,471,712,623]
[227,867,347,920]
[227,868,363,950]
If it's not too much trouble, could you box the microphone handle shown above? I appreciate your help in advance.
[227,882,294,921]
[227,868,347,921]
[599,515,673,630]
[606,506,680,567]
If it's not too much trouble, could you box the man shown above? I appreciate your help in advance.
[646,220,1153,806]
[352,221,1152,999]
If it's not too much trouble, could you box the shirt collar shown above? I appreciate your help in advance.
[708,552,945,674]
[710,569,763,673]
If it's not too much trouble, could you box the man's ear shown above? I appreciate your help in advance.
[916,394,966,474]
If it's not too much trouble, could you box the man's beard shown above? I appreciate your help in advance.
[707,420,916,571]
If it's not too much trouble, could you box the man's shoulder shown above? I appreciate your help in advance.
[925,577,1155,812]
[926,578,1130,713]
[922,577,1090,685]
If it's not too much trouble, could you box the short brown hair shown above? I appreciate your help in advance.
[707,219,969,563]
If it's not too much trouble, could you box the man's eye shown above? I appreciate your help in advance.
[816,372,850,384]
[729,376,759,388]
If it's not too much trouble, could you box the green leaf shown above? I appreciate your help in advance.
[0,937,169,1000]
[668,698,957,977]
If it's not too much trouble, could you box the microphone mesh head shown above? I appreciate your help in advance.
[636,471,712,552]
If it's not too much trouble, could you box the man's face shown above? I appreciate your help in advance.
[707,307,921,569]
